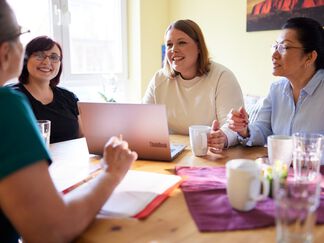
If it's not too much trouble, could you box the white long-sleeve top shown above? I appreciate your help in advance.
[142,61,244,146]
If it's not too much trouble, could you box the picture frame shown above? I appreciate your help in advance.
[247,0,324,32]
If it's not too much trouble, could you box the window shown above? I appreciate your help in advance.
[8,0,53,43]
[8,0,127,101]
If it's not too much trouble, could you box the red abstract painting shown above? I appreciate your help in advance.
[247,0,324,31]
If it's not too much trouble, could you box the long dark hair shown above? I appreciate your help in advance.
[19,36,63,87]
[283,17,324,70]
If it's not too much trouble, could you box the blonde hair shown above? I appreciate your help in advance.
[163,19,211,78]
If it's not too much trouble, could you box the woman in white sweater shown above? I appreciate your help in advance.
[143,19,244,152]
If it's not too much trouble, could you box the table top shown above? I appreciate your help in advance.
[49,135,324,243]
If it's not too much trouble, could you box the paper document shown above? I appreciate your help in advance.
[100,170,182,218]
[49,156,101,192]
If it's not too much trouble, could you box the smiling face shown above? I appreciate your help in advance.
[271,29,310,80]
[165,28,199,79]
[27,44,61,83]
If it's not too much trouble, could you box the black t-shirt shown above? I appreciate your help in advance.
[11,83,80,143]
[0,210,19,243]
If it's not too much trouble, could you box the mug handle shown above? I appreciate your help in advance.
[250,175,269,201]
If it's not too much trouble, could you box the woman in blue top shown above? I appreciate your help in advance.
[11,36,82,143]
[0,1,137,242]
[228,17,324,147]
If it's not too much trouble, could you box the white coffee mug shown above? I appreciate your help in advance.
[267,135,293,167]
[226,159,269,211]
[189,125,211,156]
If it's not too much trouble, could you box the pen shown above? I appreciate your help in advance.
[62,168,103,194]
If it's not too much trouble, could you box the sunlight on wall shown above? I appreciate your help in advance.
[133,0,284,98]
[167,0,281,97]
[127,0,169,101]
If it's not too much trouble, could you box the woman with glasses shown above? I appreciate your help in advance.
[228,17,324,147]
[0,1,137,242]
[143,19,244,152]
[10,36,82,143]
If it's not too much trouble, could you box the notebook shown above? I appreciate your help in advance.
[77,102,186,161]
[100,170,183,218]
[49,139,183,219]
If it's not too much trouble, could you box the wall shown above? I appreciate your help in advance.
[127,0,141,102]
[169,0,284,97]
[133,0,284,99]
[127,0,169,101]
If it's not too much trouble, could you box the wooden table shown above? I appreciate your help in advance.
[49,136,324,243]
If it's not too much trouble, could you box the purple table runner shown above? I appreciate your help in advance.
[175,166,324,232]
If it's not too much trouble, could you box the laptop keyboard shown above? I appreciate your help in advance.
[170,143,186,159]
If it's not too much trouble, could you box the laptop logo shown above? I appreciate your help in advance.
[149,141,167,148]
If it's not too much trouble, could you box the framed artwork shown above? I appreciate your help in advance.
[247,0,324,32]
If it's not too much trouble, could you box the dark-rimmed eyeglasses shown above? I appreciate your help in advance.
[0,26,30,43]
[32,51,62,63]
[271,43,305,55]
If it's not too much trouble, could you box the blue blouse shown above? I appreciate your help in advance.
[241,69,324,146]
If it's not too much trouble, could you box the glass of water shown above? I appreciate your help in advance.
[37,120,51,147]
[292,132,323,181]
[274,173,322,243]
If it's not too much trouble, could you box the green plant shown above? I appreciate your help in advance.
[98,91,116,103]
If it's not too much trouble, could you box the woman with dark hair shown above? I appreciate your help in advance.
[11,36,82,143]
[228,17,324,148]
[0,1,137,242]
[143,19,244,153]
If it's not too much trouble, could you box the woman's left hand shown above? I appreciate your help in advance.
[207,120,228,153]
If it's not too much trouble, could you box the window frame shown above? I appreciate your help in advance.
[54,0,128,86]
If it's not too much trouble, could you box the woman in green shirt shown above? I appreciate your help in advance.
[0,1,137,242]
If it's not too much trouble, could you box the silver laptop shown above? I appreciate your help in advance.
[78,102,186,161]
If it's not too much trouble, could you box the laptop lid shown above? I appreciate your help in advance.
[78,102,185,161]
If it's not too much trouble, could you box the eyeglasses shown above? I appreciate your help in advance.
[32,51,62,63]
[271,43,305,55]
[0,26,30,43]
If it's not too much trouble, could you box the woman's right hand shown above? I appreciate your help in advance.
[102,136,138,183]
[228,107,249,138]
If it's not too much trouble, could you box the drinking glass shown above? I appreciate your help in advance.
[274,173,322,243]
[37,120,51,147]
[293,132,323,181]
